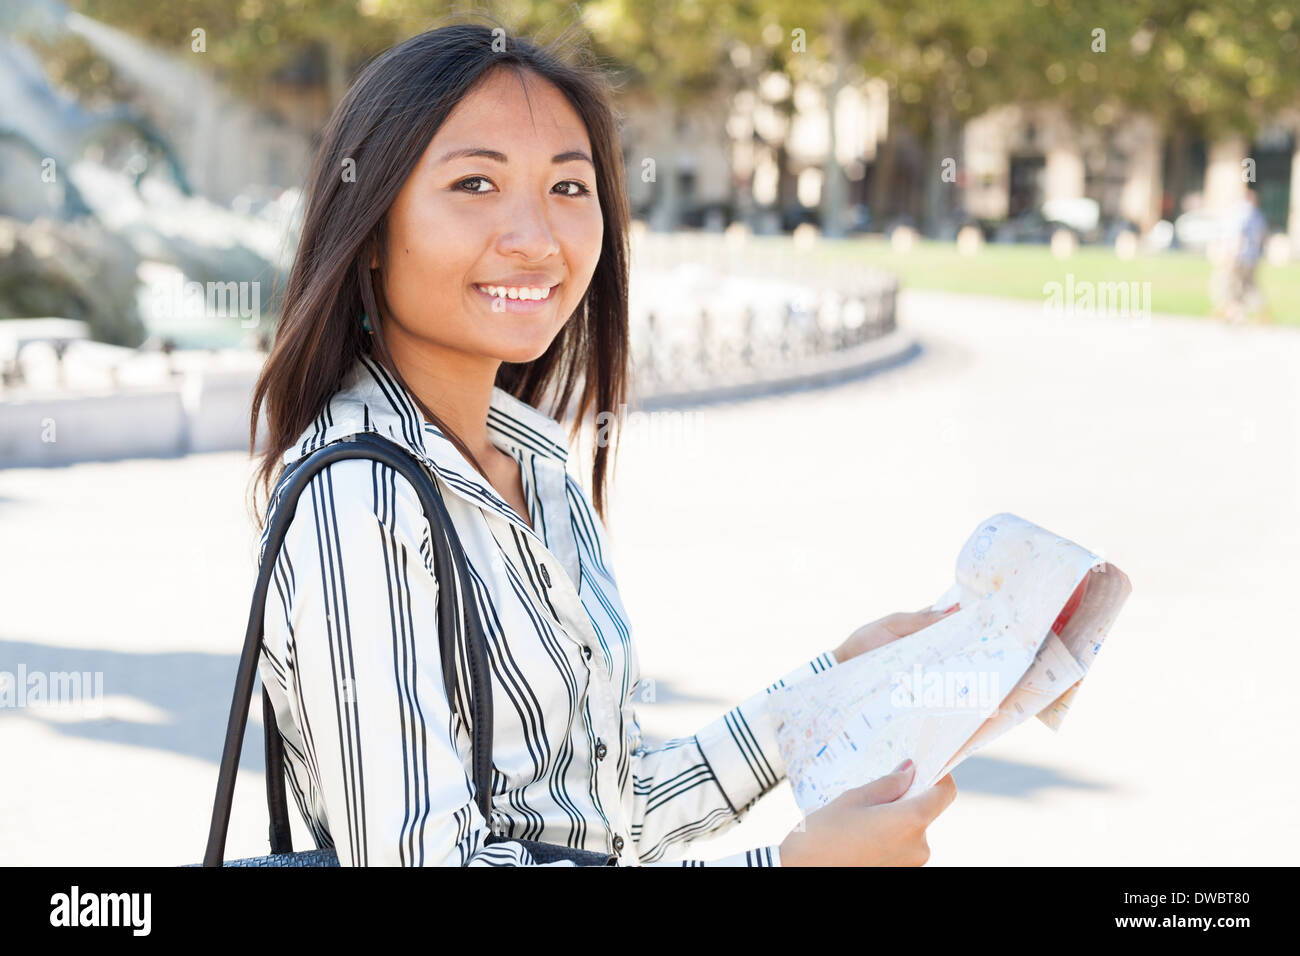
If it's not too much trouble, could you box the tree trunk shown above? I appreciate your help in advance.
[1165,123,1189,220]
[870,103,899,227]
[923,100,953,237]
[820,11,849,237]
[324,38,349,110]
[652,99,681,232]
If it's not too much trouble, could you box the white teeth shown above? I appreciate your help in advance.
[477,284,552,301]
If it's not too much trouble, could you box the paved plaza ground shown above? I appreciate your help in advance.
[2,288,1297,865]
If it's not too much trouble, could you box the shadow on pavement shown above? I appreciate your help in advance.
[0,641,735,777]
[2,638,275,777]
[950,753,1114,798]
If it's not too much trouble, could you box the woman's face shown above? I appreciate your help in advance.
[375,67,603,369]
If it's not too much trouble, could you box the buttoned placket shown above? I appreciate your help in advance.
[480,500,634,860]
[422,432,636,862]
[520,453,634,859]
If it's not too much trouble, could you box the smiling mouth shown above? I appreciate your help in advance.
[472,283,558,301]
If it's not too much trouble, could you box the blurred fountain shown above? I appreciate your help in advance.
[1,0,305,351]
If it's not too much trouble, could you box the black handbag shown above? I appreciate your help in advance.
[193,430,617,866]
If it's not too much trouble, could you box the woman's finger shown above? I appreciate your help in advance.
[856,761,915,806]
[914,602,960,616]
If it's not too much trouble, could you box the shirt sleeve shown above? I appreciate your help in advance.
[625,650,838,864]
[260,457,576,867]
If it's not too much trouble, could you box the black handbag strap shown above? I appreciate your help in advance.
[203,432,495,866]
[264,685,293,853]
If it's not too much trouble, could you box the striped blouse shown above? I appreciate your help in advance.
[256,353,839,866]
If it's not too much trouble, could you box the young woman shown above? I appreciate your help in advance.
[248,21,958,867]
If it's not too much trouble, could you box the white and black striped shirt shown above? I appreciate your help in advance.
[256,353,838,866]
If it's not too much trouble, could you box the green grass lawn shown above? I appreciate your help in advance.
[763,236,1299,326]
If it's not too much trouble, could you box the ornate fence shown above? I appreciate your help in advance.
[627,231,899,394]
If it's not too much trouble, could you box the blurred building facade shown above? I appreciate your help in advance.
[616,71,1300,247]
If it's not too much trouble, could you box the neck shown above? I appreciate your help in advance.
[387,333,501,469]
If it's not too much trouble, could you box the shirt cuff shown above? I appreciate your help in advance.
[642,844,783,866]
[693,650,838,816]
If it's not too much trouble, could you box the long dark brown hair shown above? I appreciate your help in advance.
[248,18,630,530]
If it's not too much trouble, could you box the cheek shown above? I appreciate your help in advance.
[561,207,604,284]
[384,206,477,304]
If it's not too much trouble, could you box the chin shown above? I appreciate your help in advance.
[490,330,562,365]
[491,311,573,363]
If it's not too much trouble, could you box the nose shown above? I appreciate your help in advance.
[496,194,560,261]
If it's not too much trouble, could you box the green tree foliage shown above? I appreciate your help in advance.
[40,0,1300,231]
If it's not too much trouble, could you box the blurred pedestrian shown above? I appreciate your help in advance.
[1222,185,1270,324]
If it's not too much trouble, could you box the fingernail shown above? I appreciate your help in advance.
[943,603,959,614]
[894,758,913,771]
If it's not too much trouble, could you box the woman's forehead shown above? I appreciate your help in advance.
[441,69,588,141]
[416,90,592,178]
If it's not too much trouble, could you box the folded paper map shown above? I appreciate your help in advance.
[770,512,1132,813]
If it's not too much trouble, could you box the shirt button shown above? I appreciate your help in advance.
[582,646,592,659]
[595,739,607,760]
[612,835,625,853]
[539,564,552,587]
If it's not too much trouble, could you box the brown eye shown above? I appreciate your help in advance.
[455,176,493,193]
[554,181,592,197]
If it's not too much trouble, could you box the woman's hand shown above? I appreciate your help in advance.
[778,761,957,866]
[832,603,960,664]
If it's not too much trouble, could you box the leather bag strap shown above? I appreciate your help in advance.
[203,432,494,865]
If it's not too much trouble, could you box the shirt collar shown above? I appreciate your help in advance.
[283,353,570,532]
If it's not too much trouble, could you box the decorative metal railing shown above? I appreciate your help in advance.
[626,232,898,393]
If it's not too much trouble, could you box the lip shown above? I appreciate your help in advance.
[471,281,560,315]
[476,274,560,287]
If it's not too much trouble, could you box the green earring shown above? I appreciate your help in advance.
[361,312,373,333]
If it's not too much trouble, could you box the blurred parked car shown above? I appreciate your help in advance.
[992,198,1105,244]
[993,209,1062,243]
[1173,209,1231,252]
[780,202,820,231]
[844,202,872,234]
[1041,197,1100,239]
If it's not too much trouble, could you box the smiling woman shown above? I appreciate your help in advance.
[241,18,955,869]
[250,19,629,523]
[358,61,609,526]
[371,67,605,406]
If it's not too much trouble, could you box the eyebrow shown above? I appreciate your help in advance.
[435,146,594,168]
